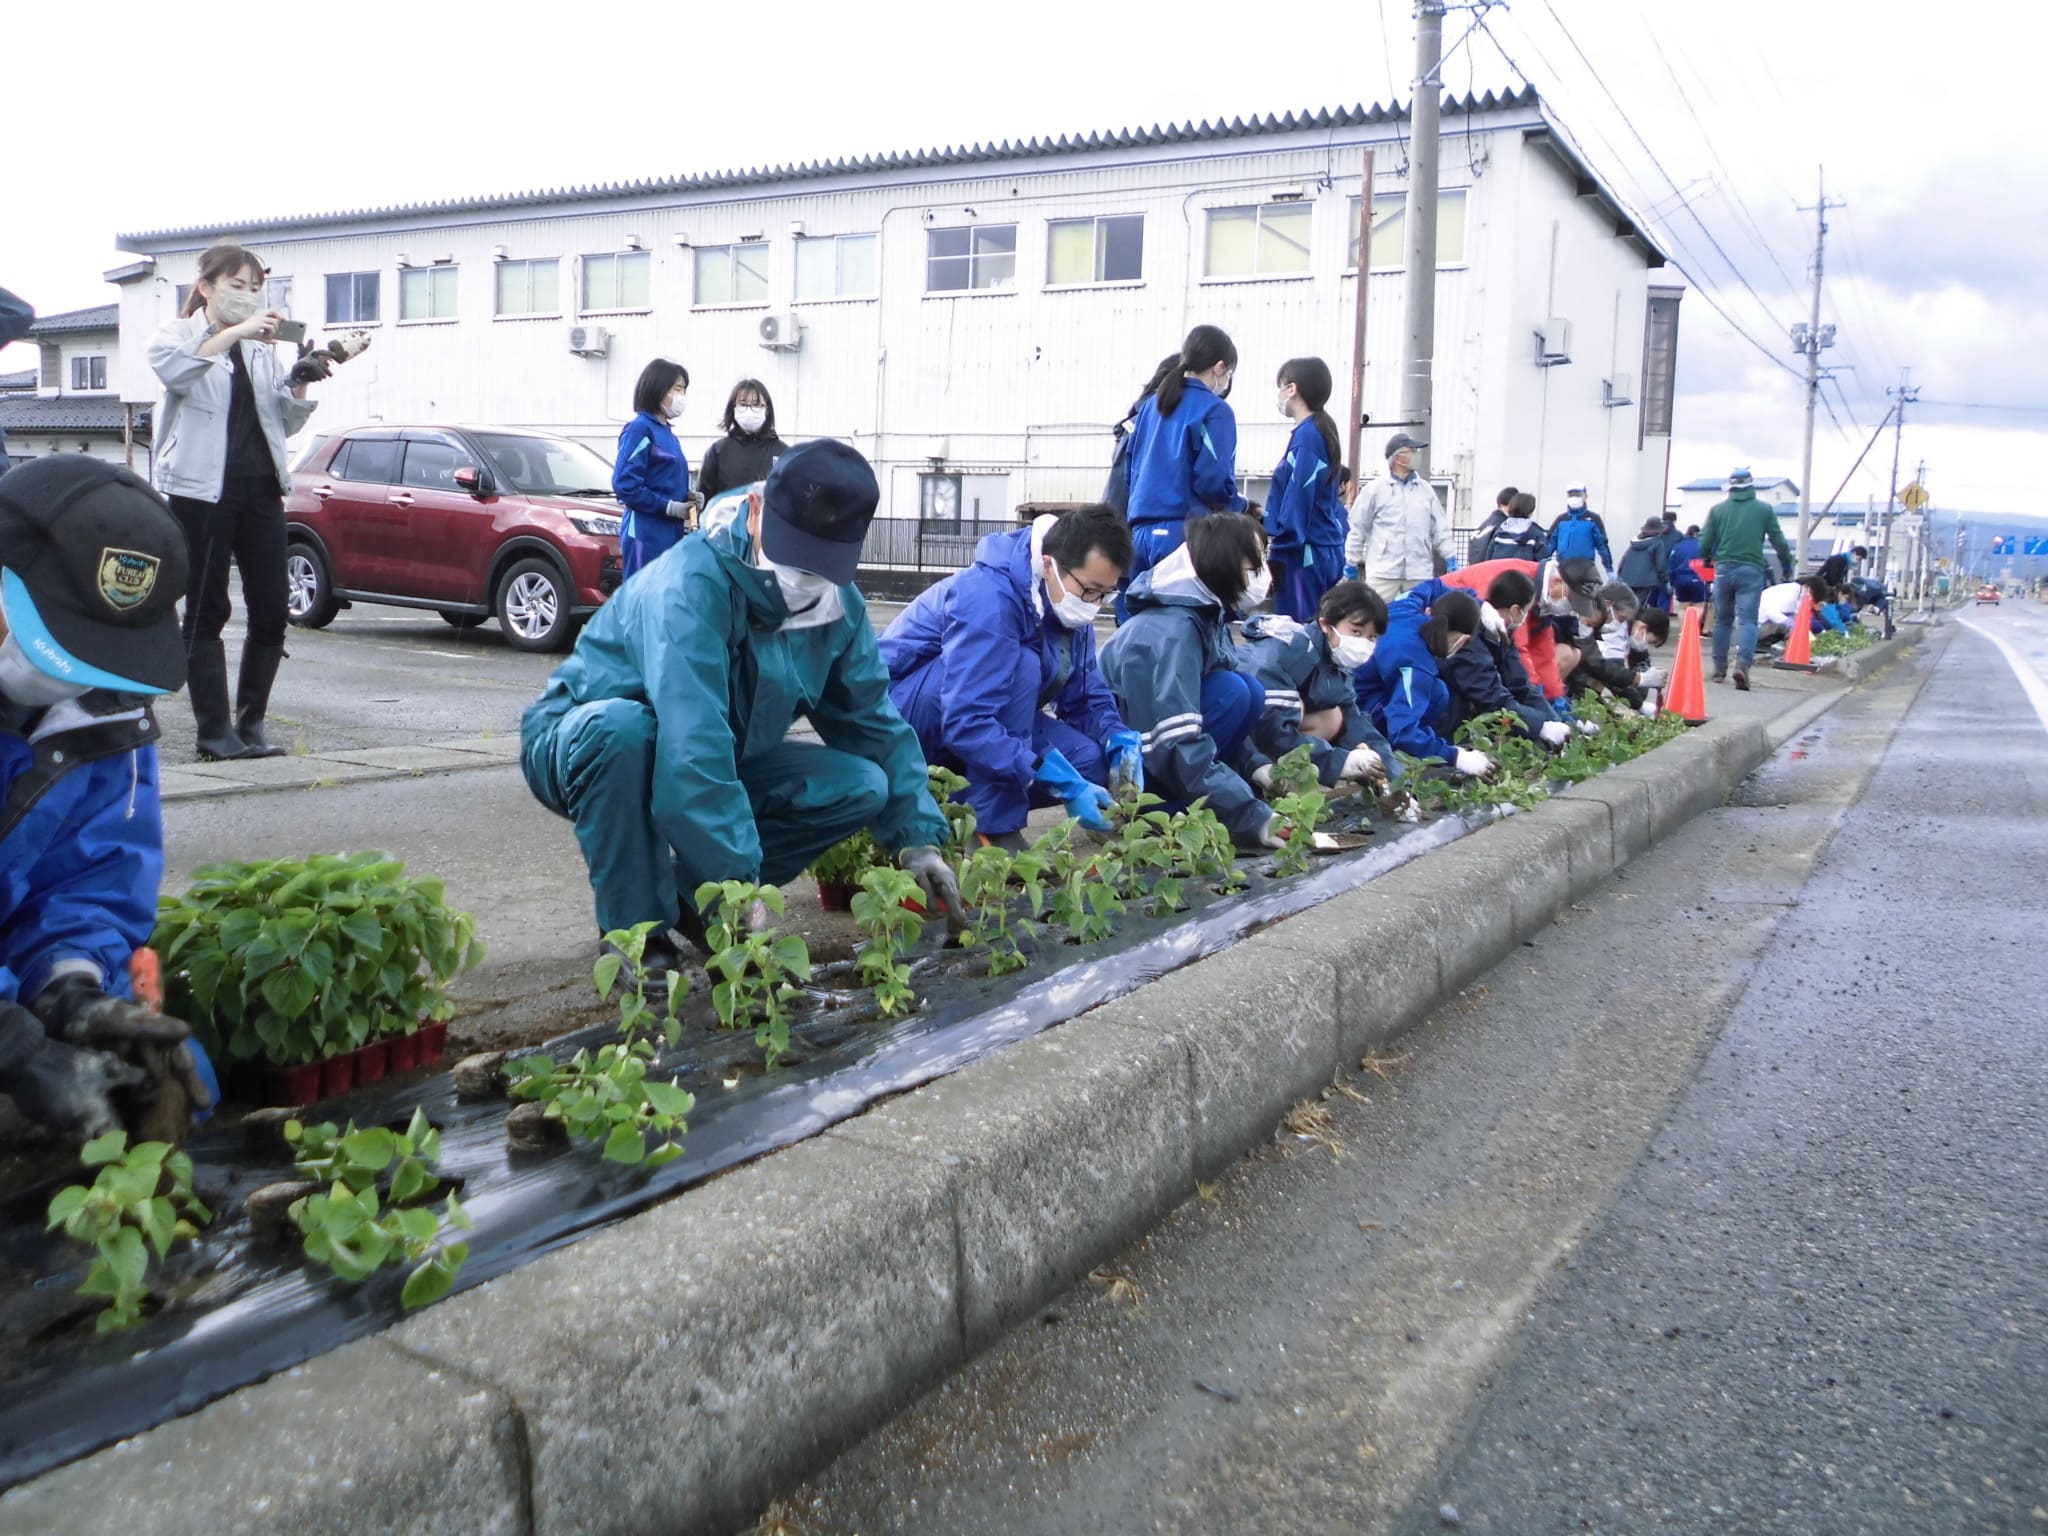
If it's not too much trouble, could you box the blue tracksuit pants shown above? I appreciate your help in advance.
[1272,543,1344,624]
[1116,523,1186,625]
[954,715,1110,837]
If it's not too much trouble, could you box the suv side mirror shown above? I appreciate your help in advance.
[453,465,494,497]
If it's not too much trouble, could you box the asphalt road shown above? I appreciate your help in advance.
[772,619,2047,1534]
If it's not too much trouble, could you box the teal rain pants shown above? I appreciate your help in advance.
[524,698,890,934]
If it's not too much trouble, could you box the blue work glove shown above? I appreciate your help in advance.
[1343,563,1360,581]
[1104,729,1145,795]
[1551,698,1574,720]
[1035,747,1115,832]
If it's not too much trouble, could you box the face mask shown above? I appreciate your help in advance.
[1331,631,1377,670]
[0,632,92,708]
[1276,391,1295,419]
[1042,559,1101,630]
[212,288,262,326]
[734,406,767,434]
[1567,495,1587,510]
[761,558,845,631]
[665,395,687,421]
[1217,375,1233,401]
[1240,564,1272,612]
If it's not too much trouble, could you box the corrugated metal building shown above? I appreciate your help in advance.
[110,89,1677,541]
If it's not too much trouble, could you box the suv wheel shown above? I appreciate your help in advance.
[496,557,574,652]
[439,610,488,629]
[287,542,339,628]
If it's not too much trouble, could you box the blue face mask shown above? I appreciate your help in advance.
[0,631,92,708]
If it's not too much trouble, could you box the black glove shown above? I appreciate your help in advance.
[32,975,214,1115]
[0,1001,141,1143]
[287,352,334,386]
[899,846,966,934]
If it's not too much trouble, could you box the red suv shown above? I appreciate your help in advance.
[284,425,624,651]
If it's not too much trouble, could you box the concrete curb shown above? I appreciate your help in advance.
[157,736,522,803]
[0,683,1904,1535]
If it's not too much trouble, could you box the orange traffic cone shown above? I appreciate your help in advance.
[1663,605,1709,725]
[1773,590,1818,671]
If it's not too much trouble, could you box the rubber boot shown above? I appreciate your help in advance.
[233,640,289,758]
[186,640,249,762]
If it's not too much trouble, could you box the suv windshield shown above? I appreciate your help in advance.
[470,432,617,498]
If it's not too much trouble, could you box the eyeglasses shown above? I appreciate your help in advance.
[1057,569,1115,603]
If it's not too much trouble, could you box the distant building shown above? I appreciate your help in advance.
[109,88,1682,543]
[0,297,150,468]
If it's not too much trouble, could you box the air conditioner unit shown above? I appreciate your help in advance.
[1602,373,1634,408]
[757,312,803,351]
[1536,317,1572,367]
[567,324,610,357]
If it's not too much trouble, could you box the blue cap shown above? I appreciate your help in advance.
[757,440,881,585]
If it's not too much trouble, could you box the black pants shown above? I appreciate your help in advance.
[169,482,288,649]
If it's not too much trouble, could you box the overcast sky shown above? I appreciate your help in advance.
[4,0,2038,520]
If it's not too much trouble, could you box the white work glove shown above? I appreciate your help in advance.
[1637,666,1667,690]
[1250,763,1276,793]
[1538,720,1572,748]
[1453,748,1494,778]
[1380,788,1422,823]
[1339,744,1385,783]
[1577,720,1601,736]
[1256,812,1289,849]
[1480,603,1507,636]
[1640,699,1661,720]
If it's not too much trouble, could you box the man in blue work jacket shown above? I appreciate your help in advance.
[523,440,963,978]
[1,458,217,1144]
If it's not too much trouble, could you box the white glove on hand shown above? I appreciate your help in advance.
[1339,745,1385,782]
[1454,748,1494,778]
[1256,813,1289,849]
[1640,699,1661,720]
[1637,666,1667,690]
[1251,764,1276,793]
[1538,720,1572,748]
[1577,720,1601,736]
[1480,603,1507,636]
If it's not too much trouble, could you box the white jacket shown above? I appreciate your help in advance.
[1344,471,1451,583]
[147,313,317,502]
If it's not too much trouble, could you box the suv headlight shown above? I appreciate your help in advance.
[567,510,622,538]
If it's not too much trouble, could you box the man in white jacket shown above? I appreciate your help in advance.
[1343,433,1451,603]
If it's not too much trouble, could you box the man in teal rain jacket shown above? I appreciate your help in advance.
[522,441,962,976]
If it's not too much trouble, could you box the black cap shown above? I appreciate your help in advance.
[0,457,190,694]
[1554,556,1604,620]
[757,440,880,585]
[1384,432,1426,459]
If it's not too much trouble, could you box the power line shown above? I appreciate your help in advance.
[1917,399,2048,414]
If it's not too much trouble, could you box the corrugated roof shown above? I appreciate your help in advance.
[0,370,35,393]
[26,305,119,336]
[0,397,148,433]
[1678,475,1799,492]
[119,91,1539,244]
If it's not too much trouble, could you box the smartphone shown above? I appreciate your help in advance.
[273,318,308,346]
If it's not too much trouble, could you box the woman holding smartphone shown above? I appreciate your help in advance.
[148,242,333,760]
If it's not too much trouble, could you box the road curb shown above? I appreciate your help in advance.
[0,682,1900,1535]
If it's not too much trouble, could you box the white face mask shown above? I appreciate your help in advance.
[1276,391,1296,419]
[1567,495,1587,510]
[1331,631,1377,670]
[1042,558,1101,629]
[734,406,768,434]
[0,631,93,708]
[759,556,845,631]
[212,287,262,327]
[665,394,687,421]
[1241,564,1273,612]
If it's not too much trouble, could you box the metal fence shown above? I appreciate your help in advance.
[862,517,1023,572]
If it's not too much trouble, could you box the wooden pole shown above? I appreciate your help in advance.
[1347,148,1375,481]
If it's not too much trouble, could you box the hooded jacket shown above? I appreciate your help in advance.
[1483,514,1545,564]
[1444,558,1566,701]
[696,427,787,503]
[1402,578,1550,739]
[1098,547,1267,842]
[1234,614,1397,787]
[1123,378,1248,528]
[147,312,318,502]
[1667,535,1710,598]
[1265,418,1346,560]
[1354,586,1462,764]
[1699,483,1794,575]
[1616,530,1671,589]
[611,410,691,569]
[881,520,1126,833]
[1543,505,1614,569]
[2,693,164,1007]
[1345,468,1450,583]
[522,500,946,882]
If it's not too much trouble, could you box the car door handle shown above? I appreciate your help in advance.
[311,484,334,499]
[387,493,415,507]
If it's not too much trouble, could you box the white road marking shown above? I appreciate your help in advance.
[1956,615,2048,736]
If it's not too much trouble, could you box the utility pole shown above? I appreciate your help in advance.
[1879,370,1916,585]
[1399,0,1445,483]
[1347,148,1376,480]
[1791,168,1844,576]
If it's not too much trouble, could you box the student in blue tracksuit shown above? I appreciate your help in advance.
[1355,584,1497,777]
[0,458,217,1144]
[1406,569,1571,748]
[1099,512,1282,850]
[1266,357,1349,623]
[1235,578,1402,792]
[881,505,1142,846]
[1118,324,1249,622]
[612,359,698,580]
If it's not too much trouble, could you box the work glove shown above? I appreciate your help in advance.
[1380,788,1423,824]
[1250,763,1276,794]
[0,1001,142,1144]
[1637,666,1667,690]
[1104,729,1145,795]
[1538,720,1572,748]
[1254,812,1289,850]
[898,846,966,934]
[1640,699,1662,720]
[1343,564,1360,581]
[1480,603,1507,636]
[1577,720,1601,736]
[1453,748,1495,778]
[1339,744,1386,783]
[1034,748,1114,832]
[286,352,334,386]
[32,975,215,1119]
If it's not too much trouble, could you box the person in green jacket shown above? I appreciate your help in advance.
[1698,466,1795,690]
[521,440,963,978]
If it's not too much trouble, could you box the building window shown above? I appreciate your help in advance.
[581,251,651,312]
[400,266,459,322]
[1047,215,1144,286]
[70,356,108,391]
[919,473,963,531]
[1204,203,1312,279]
[175,284,191,315]
[693,242,769,306]
[1639,292,1682,443]
[1348,189,1469,270]
[264,276,293,316]
[495,258,560,317]
[326,272,381,325]
[795,233,878,300]
[926,225,1017,293]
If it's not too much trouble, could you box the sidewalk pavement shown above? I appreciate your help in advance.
[158,734,525,801]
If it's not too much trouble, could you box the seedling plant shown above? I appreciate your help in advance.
[806,830,886,888]
[503,1039,696,1168]
[926,764,978,854]
[1037,820,1126,943]
[45,1131,213,1331]
[851,865,926,1017]
[696,880,813,1068]
[284,1105,473,1307]
[594,919,688,1047]
[956,842,1049,974]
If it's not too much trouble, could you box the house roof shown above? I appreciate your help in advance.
[1677,475,1800,493]
[118,90,1546,244]
[0,397,148,434]
[0,370,35,393]
[26,304,119,337]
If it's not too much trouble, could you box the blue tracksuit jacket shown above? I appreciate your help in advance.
[1234,614,1399,787]
[880,523,1126,835]
[1,695,163,1007]
[1124,379,1248,530]
[1355,587,1462,764]
[611,411,691,578]
[1265,418,1345,561]
[1543,507,1614,569]
[1098,551,1267,842]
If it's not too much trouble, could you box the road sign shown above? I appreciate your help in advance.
[1900,482,1929,510]
[2026,537,2048,557]
[1991,535,2017,555]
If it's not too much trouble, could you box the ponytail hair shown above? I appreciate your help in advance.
[1420,590,1481,659]
[182,243,267,317]
[1156,324,1238,418]
[1277,357,1341,470]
